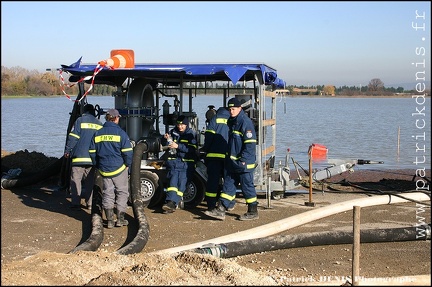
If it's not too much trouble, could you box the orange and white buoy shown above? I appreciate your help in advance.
[98,49,135,68]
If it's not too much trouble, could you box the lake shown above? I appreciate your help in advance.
[1,95,430,171]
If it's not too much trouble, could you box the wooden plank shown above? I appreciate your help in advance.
[264,90,276,98]
[262,145,275,156]
[262,119,276,127]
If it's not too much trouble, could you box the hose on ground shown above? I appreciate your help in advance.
[69,141,151,255]
[116,141,150,255]
[69,173,104,253]
[152,192,430,255]
[191,224,431,258]
[1,157,63,189]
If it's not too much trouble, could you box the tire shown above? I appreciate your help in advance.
[136,171,161,208]
[183,172,206,209]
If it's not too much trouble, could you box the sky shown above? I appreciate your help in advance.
[1,1,430,87]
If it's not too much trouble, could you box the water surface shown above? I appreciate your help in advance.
[1,95,430,170]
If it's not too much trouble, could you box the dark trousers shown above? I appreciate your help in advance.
[205,160,224,209]
[220,170,257,208]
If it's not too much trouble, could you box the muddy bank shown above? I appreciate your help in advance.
[1,149,430,285]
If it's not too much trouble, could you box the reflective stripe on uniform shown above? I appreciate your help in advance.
[245,197,257,204]
[99,164,126,177]
[72,157,92,164]
[94,135,121,143]
[220,192,236,201]
[206,152,225,159]
[167,186,184,197]
[216,118,228,124]
[69,132,80,139]
[80,122,103,130]
[205,191,218,198]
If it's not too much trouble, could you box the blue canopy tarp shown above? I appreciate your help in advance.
[61,57,285,88]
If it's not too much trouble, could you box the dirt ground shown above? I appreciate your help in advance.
[1,150,431,286]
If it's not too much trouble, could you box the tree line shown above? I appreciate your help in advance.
[1,66,115,97]
[287,78,413,96]
[1,66,423,97]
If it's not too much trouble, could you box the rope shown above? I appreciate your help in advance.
[59,64,106,102]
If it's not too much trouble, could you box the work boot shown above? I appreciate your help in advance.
[116,210,129,227]
[104,208,114,228]
[227,201,236,211]
[203,204,226,220]
[162,200,176,213]
[239,203,259,221]
[206,200,217,211]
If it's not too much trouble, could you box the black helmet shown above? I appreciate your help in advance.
[83,104,95,116]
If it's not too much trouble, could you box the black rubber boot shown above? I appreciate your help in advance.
[104,208,114,228]
[239,203,259,221]
[116,210,129,227]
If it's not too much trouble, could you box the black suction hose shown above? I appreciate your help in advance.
[1,157,63,189]
[191,225,431,258]
[69,142,151,255]
[69,172,104,253]
[116,141,150,255]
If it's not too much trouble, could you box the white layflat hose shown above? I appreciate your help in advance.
[152,192,430,255]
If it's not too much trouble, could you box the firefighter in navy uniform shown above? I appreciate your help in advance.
[64,104,103,210]
[162,115,198,213]
[205,105,217,126]
[204,97,259,221]
[201,106,230,211]
[89,109,133,228]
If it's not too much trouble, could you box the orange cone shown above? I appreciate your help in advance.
[99,49,135,68]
